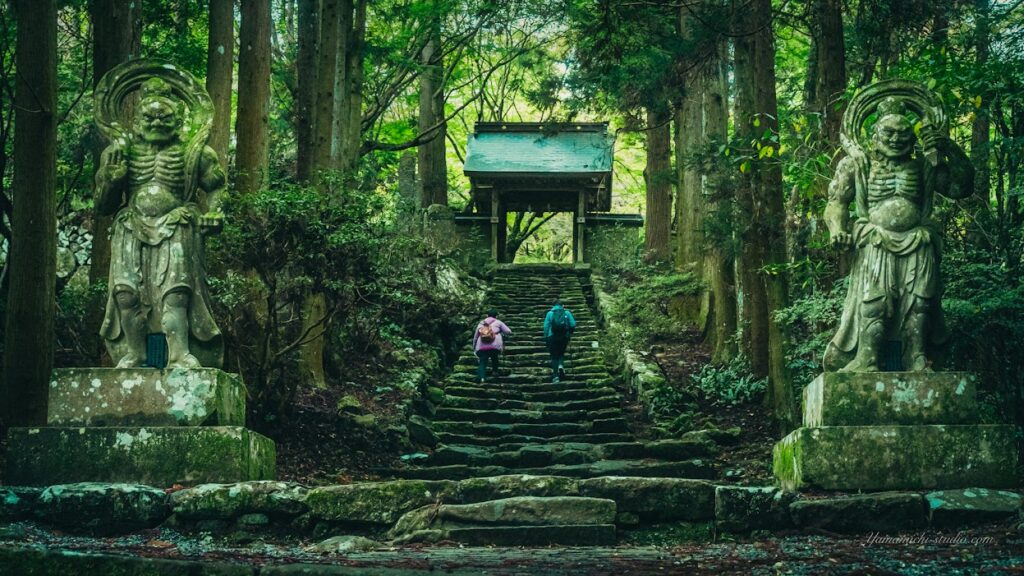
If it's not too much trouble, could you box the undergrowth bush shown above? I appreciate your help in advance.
[608,269,703,348]
[691,355,767,406]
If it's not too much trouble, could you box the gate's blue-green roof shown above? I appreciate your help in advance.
[464,123,614,176]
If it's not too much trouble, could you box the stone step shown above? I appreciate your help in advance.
[432,438,717,468]
[454,355,605,367]
[445,380,615,396]
[441,386,619,404]
[442,394,621,412]
[433,406,622,425]
[452,366,609,378]
[433,417,628,438]
[435,431,634,447]
[393,459,715,481]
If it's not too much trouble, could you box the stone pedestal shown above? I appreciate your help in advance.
[5,368,275,486]
[773,372,1017,491]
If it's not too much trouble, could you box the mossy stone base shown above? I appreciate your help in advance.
[773,425,1017,491]
[5,426,275,486]
[47,368,246,427]
[803,372,978,427]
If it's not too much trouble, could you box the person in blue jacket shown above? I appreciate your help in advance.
[543,298,577,383]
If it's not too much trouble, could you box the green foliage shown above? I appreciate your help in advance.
[774,279,847,393]
[608,268,703,348]
[691,356,768,406]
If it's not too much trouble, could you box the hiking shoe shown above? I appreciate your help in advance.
[552,376,560,383]
[558,366,566,380]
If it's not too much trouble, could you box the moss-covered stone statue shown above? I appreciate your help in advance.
[823,79,974,372]
[94,60,225,368]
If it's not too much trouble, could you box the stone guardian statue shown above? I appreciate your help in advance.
[823,79,974,372]
[94,60,226,368]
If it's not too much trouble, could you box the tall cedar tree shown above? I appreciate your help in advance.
[295,0,319,182]
[733,0,795,430]
[3,0,57,426]
[644,108,672,262]
[236,0,272,195]
[207,0,234,167]
[418,3,447,207]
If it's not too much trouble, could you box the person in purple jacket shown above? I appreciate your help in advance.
[473,308,512,384]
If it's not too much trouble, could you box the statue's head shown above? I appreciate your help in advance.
[135,78,185,144]
[871,97,916,159]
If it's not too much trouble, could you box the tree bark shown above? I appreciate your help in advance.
[342,0,366,171]
[736,0,795,431]
[207,0,234,168]
[313,0,339,176]
[702,37,738,364]
[418,5,447,207]
[3,0,57,427]
[812,0,846,148]
[295,0,319,182]
[644,108,672,263]
[236,0,272,195]
[972,0,991,200]
[89,0,141,287]
[331,0,352,167]
[675,8,702,273]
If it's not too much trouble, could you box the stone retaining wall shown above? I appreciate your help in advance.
[2,478,1019,537]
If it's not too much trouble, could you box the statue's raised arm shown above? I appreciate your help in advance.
[823,79,974,373]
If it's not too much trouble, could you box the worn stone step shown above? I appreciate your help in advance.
[433,417,628,438]
[433,406,622,425]
[432,438,716,468]
[448,524,616,546]
[444,381,616,397]
[442,394,621,412]
[435,431,634,447]
[393,459,715,481]
[453,366,609,379]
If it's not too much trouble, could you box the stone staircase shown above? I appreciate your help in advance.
[387,265,719,544]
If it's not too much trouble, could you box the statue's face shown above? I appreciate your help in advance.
[136,99,182,144]
[871,115,916,159]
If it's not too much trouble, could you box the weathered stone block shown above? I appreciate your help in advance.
[773,425,1017,491]
[5,426,275,486]
[305,480,458,525]
[789,492,928,533]
[926,488,1023,526]
[47,368,246,427]
[35,482,171,534]
[390,496,616,537]
[579,477,715,521]
[714,485,794,532]
[171,481,309,520]
[803,371,977,427]
[457,475,580,503]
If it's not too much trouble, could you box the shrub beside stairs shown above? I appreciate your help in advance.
[391,264,720,545]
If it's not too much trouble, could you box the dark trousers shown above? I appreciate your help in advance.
[547,336,569,378]
[476,349,500,381]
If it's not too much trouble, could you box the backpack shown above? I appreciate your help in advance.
[550,308,570,337]
[477,321,496,343]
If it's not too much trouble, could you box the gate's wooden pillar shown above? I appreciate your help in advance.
[490,189,499,262]
[574,189,586,263]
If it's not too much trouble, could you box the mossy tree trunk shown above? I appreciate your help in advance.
[2,0,57,427]
[206,0,234,168]
[702,37,738,364]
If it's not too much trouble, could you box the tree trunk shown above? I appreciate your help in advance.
[732,2,769,379]
[313,0,339,176]
[236,0,272,195]
[644,107,672,263]
[418,7,447,207]
[331,0,352,167]
[89,0,141,287]
[3,0,57,427]
[749,0,794,430]
[295,0,319,182]
[342,0,366,171]
[675,9,703,273]
[812,0,846,148]
[703,37,738,364]
[972,0,990,200]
